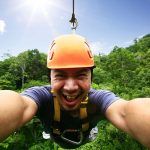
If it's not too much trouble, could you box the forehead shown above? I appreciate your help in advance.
[51,68,91,74]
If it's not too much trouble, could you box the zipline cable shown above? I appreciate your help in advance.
[69,0,78,32]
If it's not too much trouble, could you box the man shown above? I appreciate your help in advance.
[0,34,150,149]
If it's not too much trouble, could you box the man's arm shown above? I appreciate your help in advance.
[0,90,38,141]
[105,98,150,148]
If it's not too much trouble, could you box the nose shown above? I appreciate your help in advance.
[63,78,79,93]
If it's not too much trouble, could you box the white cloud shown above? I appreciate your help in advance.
[123,39,135,46]
[123,34,145,47]
[0,20,6,34]
[90,41,111,55]
[90,41,104,55]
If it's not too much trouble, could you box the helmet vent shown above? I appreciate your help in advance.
[87,50,93,58]
[49,44,55,60]
[85,42,93,58]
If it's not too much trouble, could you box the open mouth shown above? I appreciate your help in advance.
[61,93,82,107]
[63,94,79,102]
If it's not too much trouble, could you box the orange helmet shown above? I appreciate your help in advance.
[47,34,94,69]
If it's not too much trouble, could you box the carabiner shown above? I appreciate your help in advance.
[60,129,83,145]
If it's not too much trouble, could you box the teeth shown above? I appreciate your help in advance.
[66,96,76,100]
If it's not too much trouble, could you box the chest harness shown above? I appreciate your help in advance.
[52,91,89,145]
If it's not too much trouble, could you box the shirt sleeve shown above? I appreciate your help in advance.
[21,86,52,110]
[89,88,120,114]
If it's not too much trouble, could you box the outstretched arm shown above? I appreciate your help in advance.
[0,90,38,141]
[105,98,150,148]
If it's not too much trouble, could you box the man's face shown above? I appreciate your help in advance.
[51,68,91,111]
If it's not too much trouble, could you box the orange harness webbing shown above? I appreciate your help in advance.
[53,96,89,135]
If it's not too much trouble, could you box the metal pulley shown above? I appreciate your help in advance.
[69,0,78,33]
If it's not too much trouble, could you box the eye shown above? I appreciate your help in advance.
[55,74,66,79]
[77,73,88,79]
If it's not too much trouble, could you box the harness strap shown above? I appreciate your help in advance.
[80,97,89,132]
[52,93,89,135]
[53,96,61,134]
[54,96,60,122]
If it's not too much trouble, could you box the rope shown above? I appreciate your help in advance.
[69,0,78,31]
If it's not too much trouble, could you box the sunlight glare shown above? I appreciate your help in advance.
[13,0,67,33]
[26,0,52,16]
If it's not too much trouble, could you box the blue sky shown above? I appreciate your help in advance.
[0,0,150,59]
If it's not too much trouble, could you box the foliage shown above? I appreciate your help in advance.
[23,80,48,89]
[0,118,55,150]
[0,49,48,90]
[92,34,150,98]
[75,121,146,150]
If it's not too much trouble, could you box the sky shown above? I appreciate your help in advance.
[0,0,150,60]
